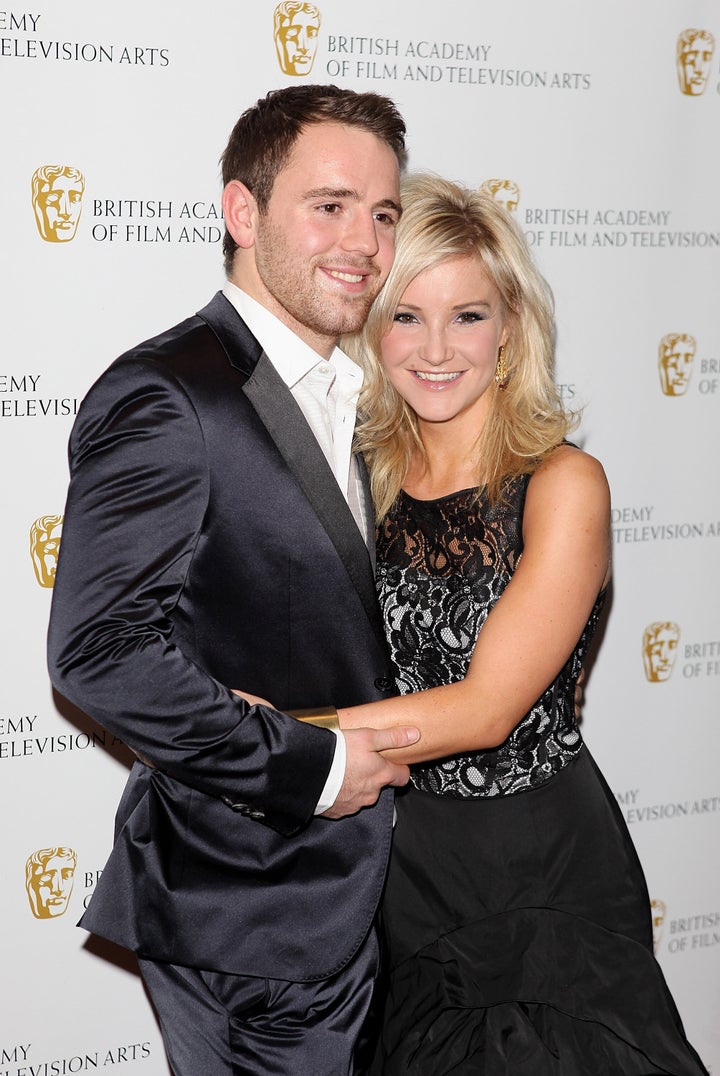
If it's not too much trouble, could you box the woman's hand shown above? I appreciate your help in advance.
[232,688,274,707]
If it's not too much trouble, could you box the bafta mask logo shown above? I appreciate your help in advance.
[480,179,520,213]
[658,333,696,396]
[25,847,77,919]
[651,898,666,954]
[642,622,680,683]
[31,165,85,243]
[273,2,321,76]
[30,514,63,588]
[676,29,715,96]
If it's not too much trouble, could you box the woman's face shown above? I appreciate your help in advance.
[380,255,507,432]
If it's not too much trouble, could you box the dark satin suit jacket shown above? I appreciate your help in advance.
[47,291,396,981]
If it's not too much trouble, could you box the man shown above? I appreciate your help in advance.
[47,85,417,1075]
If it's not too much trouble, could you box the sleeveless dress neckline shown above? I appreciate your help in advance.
[399,486,480,505]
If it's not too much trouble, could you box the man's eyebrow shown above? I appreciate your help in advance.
[304,188,402,217]
[377,198,403,218]
[305,187,358,201]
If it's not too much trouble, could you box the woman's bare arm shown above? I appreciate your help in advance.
[338,446,611,763]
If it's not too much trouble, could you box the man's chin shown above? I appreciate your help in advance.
[334,309,375,338]
[311,297,376,339]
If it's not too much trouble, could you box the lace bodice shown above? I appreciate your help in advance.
[376,473,605,798]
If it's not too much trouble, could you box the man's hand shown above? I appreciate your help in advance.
[322,725,420,820]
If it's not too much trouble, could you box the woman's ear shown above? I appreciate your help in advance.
[222,180,258,251]
[500,306,517,350]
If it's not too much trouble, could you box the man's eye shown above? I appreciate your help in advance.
[375,212,398,227]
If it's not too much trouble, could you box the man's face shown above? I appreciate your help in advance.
[277,7,320,75]
[29,855,75,918]
[36,173,83,242]
[248,123,401,357]
[660,339,694,395]
[679,35,714,94]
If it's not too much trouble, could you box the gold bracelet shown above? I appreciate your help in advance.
[286,706,340,731]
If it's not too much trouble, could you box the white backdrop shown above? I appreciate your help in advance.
[2,1,719,1071]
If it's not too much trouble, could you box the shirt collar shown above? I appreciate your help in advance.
[222,281,362,391]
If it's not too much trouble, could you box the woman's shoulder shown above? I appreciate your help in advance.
[525,443,610,519]
[533,442,608,489]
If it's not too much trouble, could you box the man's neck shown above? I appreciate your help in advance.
[227,269,336,360]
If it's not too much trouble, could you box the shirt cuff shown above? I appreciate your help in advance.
[314,728,347,814]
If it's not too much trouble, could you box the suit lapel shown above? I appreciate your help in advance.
[244,355,386,650]
[354,452,376,572]
[198,293,386,652]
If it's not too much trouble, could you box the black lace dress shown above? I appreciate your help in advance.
[370,474,708,1075]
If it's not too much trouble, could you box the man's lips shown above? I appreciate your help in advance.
[320,261,379,289]
[325,268,366,284]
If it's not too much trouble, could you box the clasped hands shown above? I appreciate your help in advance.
[232,689,419,820]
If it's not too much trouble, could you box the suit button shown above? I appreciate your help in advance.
[221,796,248,812]
[248,809,265,821]
[374,676,394,692]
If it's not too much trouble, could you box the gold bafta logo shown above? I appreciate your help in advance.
[25,847,77,919]
[642,622,680,683]
[651,898,666,954]
[658,333,695,396]
[30,514,63,588]
[31,165,85,242]
[480,179,520,213]
[676,29,715,96]
[273,2,321,76]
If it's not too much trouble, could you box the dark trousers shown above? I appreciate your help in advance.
[138,929,380,1076]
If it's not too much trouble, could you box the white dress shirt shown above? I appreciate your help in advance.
[223,281,367,812]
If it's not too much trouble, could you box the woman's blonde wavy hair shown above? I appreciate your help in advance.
[345,173,578,520]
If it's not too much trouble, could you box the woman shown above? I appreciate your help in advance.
[239,174,708,1074]
[341,174,708,1074]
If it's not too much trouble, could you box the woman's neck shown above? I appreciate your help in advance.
[405,419,483,500]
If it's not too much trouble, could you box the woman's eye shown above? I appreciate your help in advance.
[393,312,417,324]
[457,311,485,324]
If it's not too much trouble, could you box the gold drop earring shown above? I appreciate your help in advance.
[495,345,508,388]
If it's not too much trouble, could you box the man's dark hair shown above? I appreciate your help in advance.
[220,84,407,272]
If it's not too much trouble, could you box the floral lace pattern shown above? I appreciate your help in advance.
[376,474,606,798]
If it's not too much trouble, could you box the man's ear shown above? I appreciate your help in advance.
[222,180,258,251]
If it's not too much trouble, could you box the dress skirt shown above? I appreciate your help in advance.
[372,746,708,1075]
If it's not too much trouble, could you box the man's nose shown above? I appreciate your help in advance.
[340,211,379,256]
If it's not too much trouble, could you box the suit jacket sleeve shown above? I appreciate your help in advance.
[47,356,335,835]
